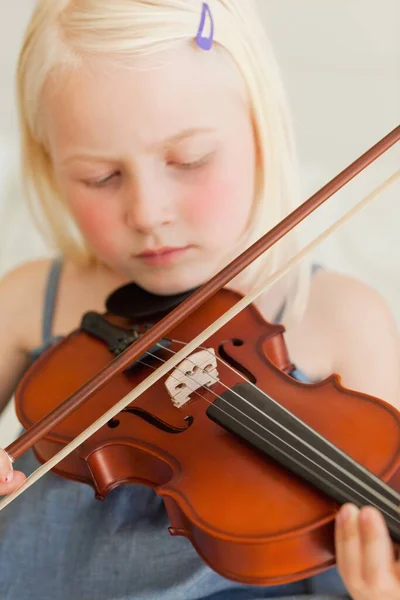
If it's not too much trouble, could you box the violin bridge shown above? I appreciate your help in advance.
[165,349,219,408]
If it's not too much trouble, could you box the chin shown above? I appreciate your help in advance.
[136,271,208,297]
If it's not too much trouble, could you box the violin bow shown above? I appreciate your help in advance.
[0,125,399,510]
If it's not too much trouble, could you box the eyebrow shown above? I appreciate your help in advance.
[162,127,216,145]
[59,127,216,166]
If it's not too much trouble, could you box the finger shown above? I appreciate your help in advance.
[394,539,400,577]
[359,506,396,584]
[0,470,26,496]
[0,450,14,483]
[335,503,362,584]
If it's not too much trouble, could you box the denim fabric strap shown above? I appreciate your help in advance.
[41,257,63,345]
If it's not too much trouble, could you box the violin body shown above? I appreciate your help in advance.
[14,288,400,586]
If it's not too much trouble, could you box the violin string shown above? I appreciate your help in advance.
[157,339,400,508]
[0,171,398,512]
[140,344,400,521]
[141,349,400,524]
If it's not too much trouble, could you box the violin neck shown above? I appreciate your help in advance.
[206,382,400,543]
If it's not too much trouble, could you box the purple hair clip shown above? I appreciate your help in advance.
[195,2,214,51]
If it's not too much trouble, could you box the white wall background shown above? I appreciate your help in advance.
[0,1,399,444]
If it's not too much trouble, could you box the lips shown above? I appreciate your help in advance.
[137,247,185,258]
[135,246,191,266]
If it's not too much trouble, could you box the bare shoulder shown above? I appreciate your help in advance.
[0,258,54,351]
[0,257,121,347]
[310,268,397,329]
[311,268,400,407]
[0,258,59,409]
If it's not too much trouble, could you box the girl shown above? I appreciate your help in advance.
[0,1,399,598]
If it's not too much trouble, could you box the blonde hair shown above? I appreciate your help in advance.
[17,0,311,324]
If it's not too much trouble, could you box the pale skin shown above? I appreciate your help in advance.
[0,43,400,597]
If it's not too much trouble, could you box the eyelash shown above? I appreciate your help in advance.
[170,156,209,170]
[83,155,210,188]
[85,172,120,188]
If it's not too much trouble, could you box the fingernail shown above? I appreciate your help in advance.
[337,504,349,523]
[360,505,380,525]
[4,471,13,483]
[338,503,356,525]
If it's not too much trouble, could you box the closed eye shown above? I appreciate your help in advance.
[169,154,212,171]
[85,172,121,188]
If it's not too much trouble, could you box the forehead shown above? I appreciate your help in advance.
[42,43,249,155]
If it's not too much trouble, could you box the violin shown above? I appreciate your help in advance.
[1,126,400,586]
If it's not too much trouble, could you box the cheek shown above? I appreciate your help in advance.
[68,197,122,257]
[185,170,254,241]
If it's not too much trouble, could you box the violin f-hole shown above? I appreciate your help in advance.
[218,339,257,384]
[107,408,194,434]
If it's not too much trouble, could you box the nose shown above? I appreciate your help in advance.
[124,176,174,234]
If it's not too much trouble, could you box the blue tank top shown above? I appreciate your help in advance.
[0,260,349,599]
